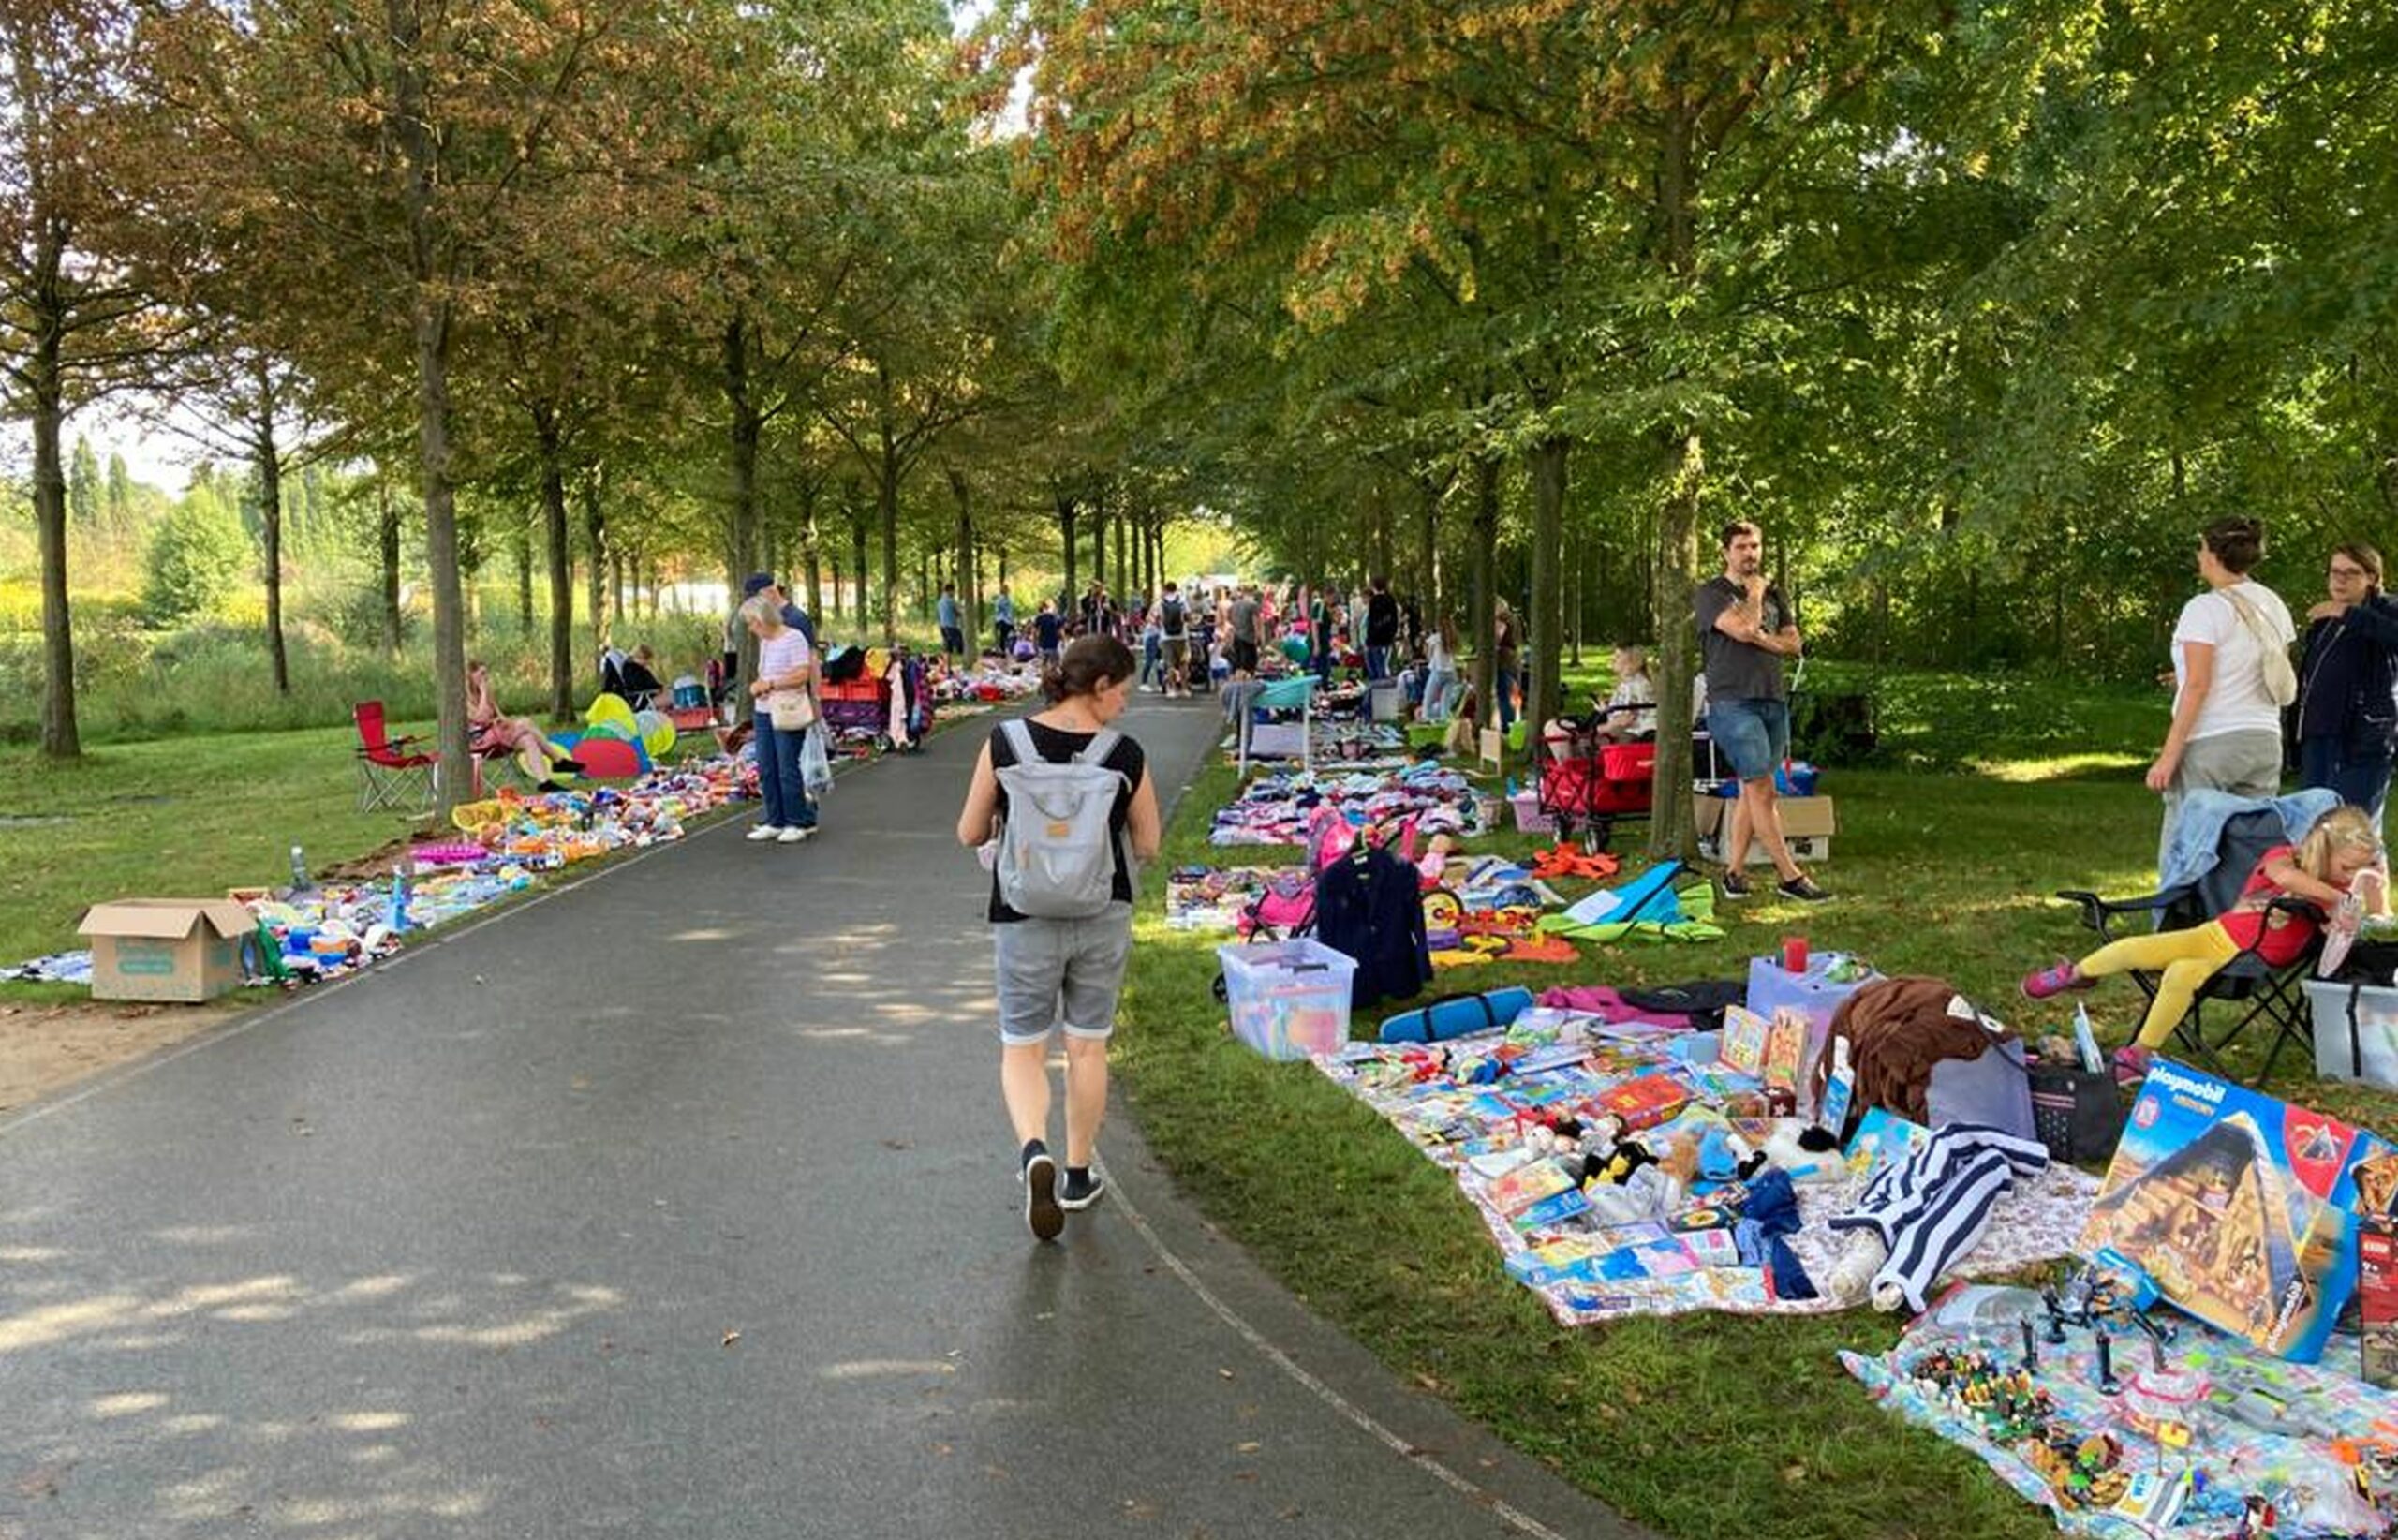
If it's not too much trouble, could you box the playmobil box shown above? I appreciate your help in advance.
[2079,1059,2394,1363]
[2363,1214,2398,1391]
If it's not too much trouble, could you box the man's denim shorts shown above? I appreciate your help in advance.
[1705,697,1790,783]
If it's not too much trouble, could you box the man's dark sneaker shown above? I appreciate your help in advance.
[553,758,586,775]
[1720,868,1753,900]
[1059,1167,1106,1211]
[1777,874,1832,904]
[1022,1150,1063,1241]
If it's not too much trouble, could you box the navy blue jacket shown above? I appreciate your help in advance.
[2297,594,2398,749]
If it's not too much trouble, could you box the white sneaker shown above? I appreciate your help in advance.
[747,824,783,841]
[777,825,814,843]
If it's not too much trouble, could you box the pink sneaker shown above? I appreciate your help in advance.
[2020,959,2092,1000]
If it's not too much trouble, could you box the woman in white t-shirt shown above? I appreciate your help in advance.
[2148,516,2294,861]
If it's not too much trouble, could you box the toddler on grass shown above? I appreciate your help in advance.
[2022,805,2387,1079]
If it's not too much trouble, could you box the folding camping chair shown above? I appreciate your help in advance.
[351,701,436,813]
[2054,808,2324,1082]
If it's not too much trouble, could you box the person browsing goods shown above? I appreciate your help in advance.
[1694,521,1828,903]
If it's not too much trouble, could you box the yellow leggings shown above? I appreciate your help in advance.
[2077,920,2241,1049]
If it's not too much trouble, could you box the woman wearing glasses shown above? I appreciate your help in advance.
[2298,542,2398,821]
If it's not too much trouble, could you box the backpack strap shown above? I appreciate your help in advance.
[1000,716,1039,765]
[1076,726,1122,769]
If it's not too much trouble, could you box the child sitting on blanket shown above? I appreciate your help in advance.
[2021,805,2388,1081]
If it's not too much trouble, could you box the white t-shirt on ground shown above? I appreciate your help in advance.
[2172,579,2294,741]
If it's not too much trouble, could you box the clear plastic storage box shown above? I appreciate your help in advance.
[1219,939,1356,1060]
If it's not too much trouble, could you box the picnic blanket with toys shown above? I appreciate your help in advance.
[7,758,755,992]
[1316,1000,2100,1329]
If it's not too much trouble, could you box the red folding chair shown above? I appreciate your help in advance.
[352,701,436,812]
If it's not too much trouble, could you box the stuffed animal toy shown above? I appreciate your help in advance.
[1679,1127,1768,1193]
[1756,1119,1844,1183]
[1581,1132,1659,1188]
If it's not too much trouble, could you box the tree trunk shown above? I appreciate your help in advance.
[1648,426,1703,861]
[513,519,533,635]
[878,437,901,649]
[31,334,78,759]
[796,481,822,627]
[1526,434,1569,739]
[1570,526,1585,668]
[583,472,607,659]
[1470,453,1499,715]
[536,408,574,719]
[1417,473,1442,625]
[253,384,290,695]
[1645,104,1703,862]
[389,0,470,809]
[1058,494,1077,607]
[723,316,762,589]
[378,475,403,654]
[849,507,870,629]
[1090,500,1105,602]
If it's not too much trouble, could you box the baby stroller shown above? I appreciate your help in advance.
[2054,796,2333,1082]
[1532,719,1656,852]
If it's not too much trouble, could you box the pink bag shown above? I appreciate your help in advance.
[1239,869,1316,937]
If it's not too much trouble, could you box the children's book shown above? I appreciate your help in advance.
[1593,1071,1690,1132]
[1483,1158,1572,1217]
[1845,1106,1930,1181]
[1718,1003,1769,1074]
[2080,1059,2392,1363]
[1761,1007,1811,1091]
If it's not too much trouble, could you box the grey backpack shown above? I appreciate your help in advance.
[995,719,1129,919]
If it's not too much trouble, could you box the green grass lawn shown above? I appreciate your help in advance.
[1113,735,2398,1540]
[0,716,748,996]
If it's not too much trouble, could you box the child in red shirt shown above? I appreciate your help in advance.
[2023,806,2386,1074]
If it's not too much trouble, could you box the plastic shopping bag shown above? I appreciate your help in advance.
[800,722,833,795]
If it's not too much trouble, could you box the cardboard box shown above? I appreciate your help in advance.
[78,898,256,1003]
[1695,794,1836,865]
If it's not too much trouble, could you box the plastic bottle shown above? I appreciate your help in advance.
[289,844,311,892]
[391,864,411,934]
[1816,1036,1856,1134]
[2073,1001,2104,1074]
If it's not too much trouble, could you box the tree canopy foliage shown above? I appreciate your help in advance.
[1,0,2391,832]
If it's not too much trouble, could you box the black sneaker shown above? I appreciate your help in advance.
[1059,1168,1106,1211]
[1777,874,1832,903]
[1022,1151,1063,1241]
[1720,868,1753,900]
[553,758,586,775]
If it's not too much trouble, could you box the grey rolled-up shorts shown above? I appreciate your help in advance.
[993,904,1135,1046]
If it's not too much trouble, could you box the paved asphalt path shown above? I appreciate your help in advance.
[0,697,1647,1540]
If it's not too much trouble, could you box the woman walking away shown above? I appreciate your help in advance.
[2147,516,2294,867]
[742,594,821,844]
[2298,541,2398,822]
[955,636,1162,1241]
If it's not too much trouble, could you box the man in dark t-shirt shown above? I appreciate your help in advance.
[1033,602,1064,665]
[1693,520,1828,903]
[1226,587,1263,677]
